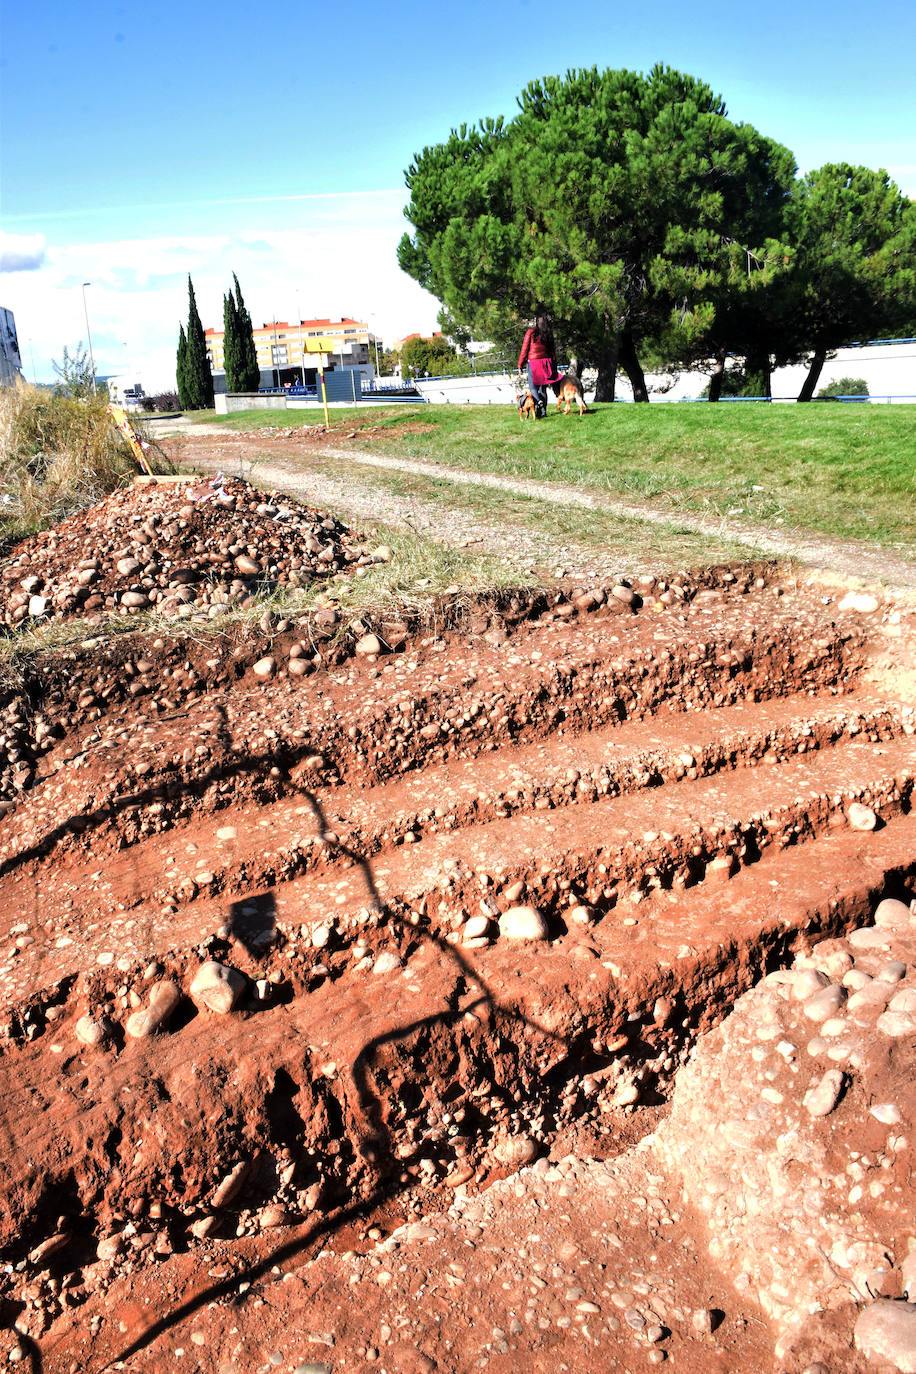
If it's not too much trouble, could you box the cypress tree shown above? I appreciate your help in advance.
[176,323,190,410]
[233,273,261,392]
[184,275,215,409]
[223,286,242,392]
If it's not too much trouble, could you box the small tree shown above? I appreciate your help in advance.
[401,335,469,376]
[232,274,261,392]
[222,286,242,392]
[176,323,190,409]
[178,275,214,410]
[52,344,97,399]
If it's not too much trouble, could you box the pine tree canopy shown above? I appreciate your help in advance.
[397,64,916,400]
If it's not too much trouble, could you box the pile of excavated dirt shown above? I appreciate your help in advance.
[1,474,371,629]
[1,477,915,1374]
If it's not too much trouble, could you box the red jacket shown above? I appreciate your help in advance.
[518,328,553,370]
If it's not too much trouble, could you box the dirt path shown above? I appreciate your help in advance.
[173,426,916,593]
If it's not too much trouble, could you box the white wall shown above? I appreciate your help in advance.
[616,340,916,403]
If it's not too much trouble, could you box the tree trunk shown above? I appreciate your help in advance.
[797,348,828,402]
[745,349,772,399]
[618,328,649,402]
[707,347,727,402]
[593,339,620,403]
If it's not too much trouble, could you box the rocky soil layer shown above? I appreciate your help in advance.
[0,484,914,1373]
[0,474,372,630]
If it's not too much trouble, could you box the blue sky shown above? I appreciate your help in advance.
[2,0,914,384]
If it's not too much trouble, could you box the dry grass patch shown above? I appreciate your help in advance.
[0,385,173,545]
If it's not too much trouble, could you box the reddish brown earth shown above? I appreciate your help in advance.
[1,477,915,1374]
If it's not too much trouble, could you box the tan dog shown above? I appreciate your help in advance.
[555,363,589,418]
[517,389,538,420]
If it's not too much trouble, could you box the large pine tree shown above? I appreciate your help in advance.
[179,275,214,409]
[233,273,261,392]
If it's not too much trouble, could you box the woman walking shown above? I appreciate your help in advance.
[518,313,559,419]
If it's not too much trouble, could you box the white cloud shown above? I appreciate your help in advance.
[1,197,441,387]
[0,231,48,272]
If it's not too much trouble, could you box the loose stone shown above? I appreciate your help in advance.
[870,1103,902,1125]
[372,950,403,974]
[874,898,913,928]
[125,980,180,1038]
[499,905,549,941]
[75,1014,110,1048]
[846,801,877,831]
[802,983,846,1022]
[189,961,247,1014]
[838,592,880,613]
[854,1299,916,1372]
[876,1010,916,1037]
[803,1068,846,1118]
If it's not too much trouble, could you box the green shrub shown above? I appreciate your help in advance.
[817,377,869,397]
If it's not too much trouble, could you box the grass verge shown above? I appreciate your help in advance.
[194,401,916,551]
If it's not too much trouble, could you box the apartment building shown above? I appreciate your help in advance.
[204,316,378,388]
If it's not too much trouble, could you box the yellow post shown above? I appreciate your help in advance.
[319,371,330,426]
[107,404,153,474]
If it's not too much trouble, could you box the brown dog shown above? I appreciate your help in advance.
[555,363,589,417]
[517,389,538,420]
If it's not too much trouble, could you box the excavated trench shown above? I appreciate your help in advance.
[0,563,915,1371]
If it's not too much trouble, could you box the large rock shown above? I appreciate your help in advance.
[654,894,916,1352]
[854,1301,916,1372]
[498,905,549,941]
[189,960,246,1014]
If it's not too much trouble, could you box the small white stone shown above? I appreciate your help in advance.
[847,801,877,831]
[75,1014,108,1048]
[839,592,880,614]
[874,898,913,929]
[803,984,846,1022]
[790,969,830,1001]
[373,950,403,974]
[803,1068,845,1118]
[877,1010,916,1037]
[463,914,492,941]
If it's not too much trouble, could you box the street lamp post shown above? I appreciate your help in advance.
[81,282,97,395]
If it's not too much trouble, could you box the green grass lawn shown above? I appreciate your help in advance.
[184,402,916,552]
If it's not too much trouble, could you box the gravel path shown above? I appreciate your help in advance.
[178,428,916,593]
[182,442,636,582]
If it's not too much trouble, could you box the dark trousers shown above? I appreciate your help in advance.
[527,364,547,415]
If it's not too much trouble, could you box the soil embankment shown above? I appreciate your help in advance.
[0,474,914,1373]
